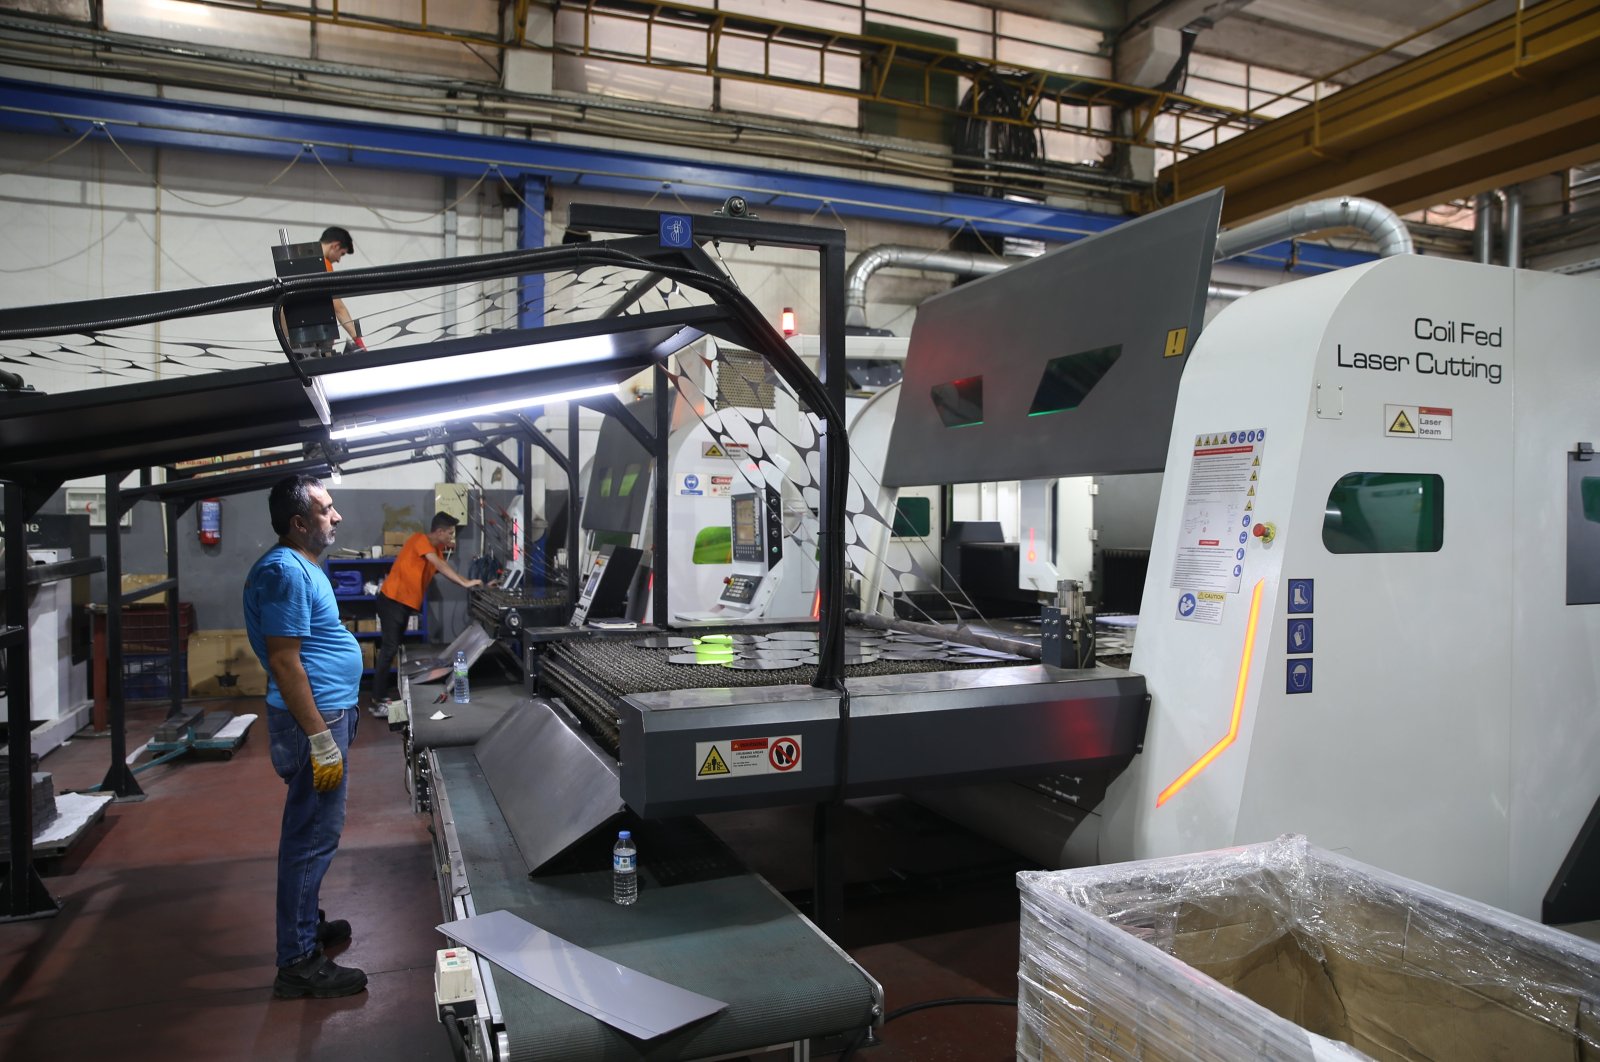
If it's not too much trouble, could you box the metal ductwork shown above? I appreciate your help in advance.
[844,247,1258,331]
[1474,193,1497,263]
[845,196,1410,332]
[1502,186,1524,269]
[844,246,1016,330]
[1214,195,1414,262]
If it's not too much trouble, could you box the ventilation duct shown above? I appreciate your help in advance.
[1213,196,1414,262]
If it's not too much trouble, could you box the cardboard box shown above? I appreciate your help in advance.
[121,573,170,605]
[361,642,376,669]
[383,530,412,547]
[1016,836,1600,1062]
[355,618,379,633]
[382,543,404,557]
[187,629,268,697]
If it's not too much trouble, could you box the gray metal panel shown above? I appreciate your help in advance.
[883,190,1223,487]
[615,667,1147,816]
[1569,450,1600,604]
[842,666,1147,789]
[473,698,625,873]
[1094,472,1165,551]
[618,684,844,817]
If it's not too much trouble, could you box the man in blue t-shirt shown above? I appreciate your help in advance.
[244,474,367,999]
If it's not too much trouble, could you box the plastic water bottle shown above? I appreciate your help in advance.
[452,650,470,704]
[612,830,637,905]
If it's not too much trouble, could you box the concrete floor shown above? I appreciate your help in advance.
[0,699,1025,1061]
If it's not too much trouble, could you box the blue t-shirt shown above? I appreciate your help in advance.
[243,545,362,713]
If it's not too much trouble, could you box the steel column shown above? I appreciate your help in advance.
[1,480,60,921]
[99,473,146,801]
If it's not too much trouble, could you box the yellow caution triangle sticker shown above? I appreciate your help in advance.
[1245,500,1254,511]
[1247,485,1256,496]
[1389,409,1416,434]
[704,443,726,458]
[1252,456,1260,466]
[1250,470,1258,481]
[698,746,730,777]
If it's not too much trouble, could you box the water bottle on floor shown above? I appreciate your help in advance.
[613,830,637,905]
[452,650,470,704]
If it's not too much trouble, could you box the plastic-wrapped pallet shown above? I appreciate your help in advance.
[1016,835,1600,1062]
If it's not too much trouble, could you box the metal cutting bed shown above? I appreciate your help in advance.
[535,626,1023,754]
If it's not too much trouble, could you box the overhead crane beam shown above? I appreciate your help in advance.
[1154,0,1600,224]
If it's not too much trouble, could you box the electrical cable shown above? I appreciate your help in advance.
[838,995,1019,1061]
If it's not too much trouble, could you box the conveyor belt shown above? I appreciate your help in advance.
[433,747,880,1060]
[470,587,570,638]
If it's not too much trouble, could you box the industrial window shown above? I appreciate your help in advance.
[932,376,983,428]
[1583,477,1600,523]
[1322,473,1444,554]
[1029,344,1122,416]
[892,496,931,538]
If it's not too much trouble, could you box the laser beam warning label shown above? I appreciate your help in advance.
[695,736,803,780]
[1385,404,1452,439]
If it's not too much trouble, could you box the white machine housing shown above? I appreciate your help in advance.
[1102,255,1600,921]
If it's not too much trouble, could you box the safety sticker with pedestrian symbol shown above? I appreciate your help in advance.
[695,735,804,780]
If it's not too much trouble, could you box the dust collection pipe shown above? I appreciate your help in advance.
[1502,186,1523,269]
[843,196,1412,331]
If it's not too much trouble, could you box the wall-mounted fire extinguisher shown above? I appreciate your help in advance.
[198,498,222,546]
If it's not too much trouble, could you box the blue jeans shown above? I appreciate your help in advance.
[269,707,357,968]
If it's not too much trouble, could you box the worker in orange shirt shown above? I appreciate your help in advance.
[369,512,483,716]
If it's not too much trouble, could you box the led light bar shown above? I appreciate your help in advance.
[329,383,618,441]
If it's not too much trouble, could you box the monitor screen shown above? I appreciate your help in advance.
[580,557,607,601]
[730,494,760,552]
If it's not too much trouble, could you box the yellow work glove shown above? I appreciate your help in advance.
[308,729,344,793]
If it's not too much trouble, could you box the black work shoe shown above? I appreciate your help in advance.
[272,950,367,999]
[316,908,352,947]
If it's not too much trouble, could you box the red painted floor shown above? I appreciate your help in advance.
[2,700,1027,1061]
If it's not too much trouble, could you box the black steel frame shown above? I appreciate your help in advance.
[0,210,849,919]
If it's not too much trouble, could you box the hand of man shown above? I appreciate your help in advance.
[308,729,344,792]
[352,336,368,350]
[466,578,483,589]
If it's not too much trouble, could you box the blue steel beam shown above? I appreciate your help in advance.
[0,76,1370,273]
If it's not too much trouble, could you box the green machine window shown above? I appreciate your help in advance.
[1029,344,1123,416]
[1322,472,1444,554]
[892,497,932,538]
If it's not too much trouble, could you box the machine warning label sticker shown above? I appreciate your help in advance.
[1384,404,1452,439]
[708,475,734,497]
[1170,429,1267,595]
[1175,590,1225,624]
[698,746,731,776]
[677,473,704,496]
[695,736,803,780]
[702,441,751,459]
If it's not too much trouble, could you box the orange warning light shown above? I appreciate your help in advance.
[1156,578,1265,808]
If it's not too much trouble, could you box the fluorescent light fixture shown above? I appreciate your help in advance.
[329,383,618,441]
[316,336,615,403]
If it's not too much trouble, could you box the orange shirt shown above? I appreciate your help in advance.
[379,532,437,610]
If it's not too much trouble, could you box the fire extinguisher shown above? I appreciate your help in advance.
[198,498,222,546]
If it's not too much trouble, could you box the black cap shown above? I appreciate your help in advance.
[320,226,354,254]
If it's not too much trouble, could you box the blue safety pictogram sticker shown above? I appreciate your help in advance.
[1257,428,1266,440]
[1242,515,1252,527]
[1286,658,1313,694]
[1233,564,1242,577]
[1229,432,1238,443]
[1288,578,1314,614]
[1236,548,1245,560]
[1287,618,1313,654]
[1247,430,1257,442]
[660,214,694,248]
[1177,592,1197,618]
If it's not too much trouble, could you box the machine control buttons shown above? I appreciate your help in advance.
[1251,521,1277,543]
